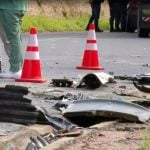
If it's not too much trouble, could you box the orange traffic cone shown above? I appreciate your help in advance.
[76,23,104,70]
[16,27,47,83]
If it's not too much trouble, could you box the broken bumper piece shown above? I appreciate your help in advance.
[63,99,150,122]
[77,72,114,89]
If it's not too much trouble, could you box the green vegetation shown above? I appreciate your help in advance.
[22,15,109,32]
[141,128,150,150]
[142,136,150,150]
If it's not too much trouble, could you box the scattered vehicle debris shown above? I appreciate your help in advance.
[114,74,150,93]
[0,85,79,130]
[26,129,82,150]
[61,92,91,101]
[40,114,79,131]
[4,85,29,95]
[114,75,134,81]
[53,93,91,111]
[142,63,150,68]
[51,79,73,87]
[133,74,150,93]
[34,91,90,103]
[49,72,114,89]
[132,99,150,108]
[63,99,150,124]
[0,85,39,124]
[114,89,150,99]
[0,86,30,101]
[53,101,69,111]
[77,72,114,89]
[114,73,150,93]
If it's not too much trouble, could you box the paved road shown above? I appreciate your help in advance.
[0,31,150,79]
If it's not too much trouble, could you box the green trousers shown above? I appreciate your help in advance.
[0,20,10,57]
[0,10,25,72]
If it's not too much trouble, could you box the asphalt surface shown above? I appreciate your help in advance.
[27,31,150,78]
[1,31,150,79]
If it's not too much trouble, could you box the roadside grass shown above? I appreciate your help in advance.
[141,127,150,150]
[22,15,109,32]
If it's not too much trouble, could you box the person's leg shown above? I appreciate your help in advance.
[86,4,95,30]
[0,10,10,57]
[120,4,127,31]
[110,18,115,32]
[109,4,115,32]
[0,10,24,73]
[94,4,103,32]
[114,3,121,31]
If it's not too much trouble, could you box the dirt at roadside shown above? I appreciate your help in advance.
[0,79,149,150]
[57,122,150,150]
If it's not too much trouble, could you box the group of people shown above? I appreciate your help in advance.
[86,0,129,32]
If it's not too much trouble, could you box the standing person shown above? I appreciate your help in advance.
[120,0,129,32]
[86,0,104,32]
[108,0,121,32]
[0,0,28,79]
[108,0,115,32]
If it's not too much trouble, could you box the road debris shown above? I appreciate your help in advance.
[42,115,79,131]
[132,100,150,108]
[114,75,134,80]
[113,89,150,99]
[114,74,150,93]
[142,63,150,68]
[77,72,114,89]
[53,93,91,111]
[63,99,150,123]
[0,85,39,125]
[4,84,29,95]
[0,85,78,127]
[133,74,150,93]
[50,79,73,87]
[26,128,82,150]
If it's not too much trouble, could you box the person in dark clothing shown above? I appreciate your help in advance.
[108,0,121,32]
[86,0,104,32]
[120,0,129,32]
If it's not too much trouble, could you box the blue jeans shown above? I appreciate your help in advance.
[87,3,101,30]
